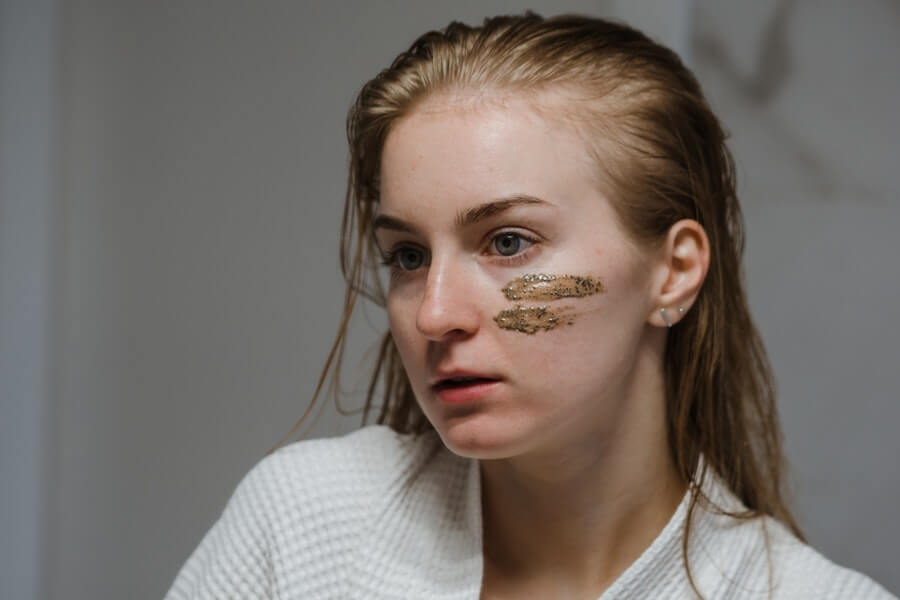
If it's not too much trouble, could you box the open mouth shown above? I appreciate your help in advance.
[433,377,499,391]
[432,376,501,405]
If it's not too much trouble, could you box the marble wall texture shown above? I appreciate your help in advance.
[691,0,899,590]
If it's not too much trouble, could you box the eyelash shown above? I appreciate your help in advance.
[379,231,540,273]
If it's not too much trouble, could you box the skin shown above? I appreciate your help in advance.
[376,91,709,598]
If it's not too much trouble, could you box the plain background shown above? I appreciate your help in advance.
[2,1,898,598]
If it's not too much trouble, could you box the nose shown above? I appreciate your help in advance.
[415,257,480,341]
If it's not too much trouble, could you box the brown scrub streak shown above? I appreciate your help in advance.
[493,305,575,334]
[495,273,604,334]
[501,273,604,301]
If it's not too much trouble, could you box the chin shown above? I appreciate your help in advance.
[431,414,530,460]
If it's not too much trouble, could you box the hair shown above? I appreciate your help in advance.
[282,11,804,595]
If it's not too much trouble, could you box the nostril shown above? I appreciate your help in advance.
[416,302,478,341]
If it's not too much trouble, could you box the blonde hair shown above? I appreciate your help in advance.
[284,12,804,594]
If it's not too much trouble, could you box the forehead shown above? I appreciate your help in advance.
[378,94,604,216]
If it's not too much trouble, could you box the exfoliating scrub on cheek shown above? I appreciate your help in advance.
[494,273,604,334]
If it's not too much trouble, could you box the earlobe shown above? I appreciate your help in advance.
[658,306,686,328]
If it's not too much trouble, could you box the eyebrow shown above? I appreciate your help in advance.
[372,195,549,235]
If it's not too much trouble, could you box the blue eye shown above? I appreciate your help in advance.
[395,247,425,271]
[493,233,523,256]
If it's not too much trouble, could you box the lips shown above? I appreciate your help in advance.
[430,369,502,405]
[430,369,501,390]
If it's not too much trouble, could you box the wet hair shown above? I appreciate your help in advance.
[282,12,804,595]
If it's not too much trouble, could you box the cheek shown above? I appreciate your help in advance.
[385,276,421,331]
[492,273,604,334]
[497,297,614,362]
[494,270,649,383]
[385,296,402,336]
[386,295,421,368]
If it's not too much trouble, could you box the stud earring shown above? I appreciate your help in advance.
[660,306,686,328]
[660,307,673,328]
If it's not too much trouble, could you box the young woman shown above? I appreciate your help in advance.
[166,13,895,599]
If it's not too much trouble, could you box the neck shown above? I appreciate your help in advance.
[479,332,686,595]
[480,445,686,581]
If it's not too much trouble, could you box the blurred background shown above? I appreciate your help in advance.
[2,0,898,598]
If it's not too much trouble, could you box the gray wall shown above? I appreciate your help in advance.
[692,1,900,590]
[0,1,56,599]
[1,1,897,598]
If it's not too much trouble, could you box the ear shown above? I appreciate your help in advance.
[648,219,710,328]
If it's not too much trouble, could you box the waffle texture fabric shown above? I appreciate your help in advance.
[166,425,895,599]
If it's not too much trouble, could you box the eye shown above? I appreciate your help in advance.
[386,247,426,271]
[491,232,531,257]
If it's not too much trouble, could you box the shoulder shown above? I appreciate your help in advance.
[236,424,443,524]
[239,425,475,595]
[251,424,438,486]
[165,425,450,599]
[762,518,896,599]
[690,482,896,599]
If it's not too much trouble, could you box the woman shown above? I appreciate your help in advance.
[166,13,894,599]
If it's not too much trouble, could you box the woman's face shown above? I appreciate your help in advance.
[376,95,665,460]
